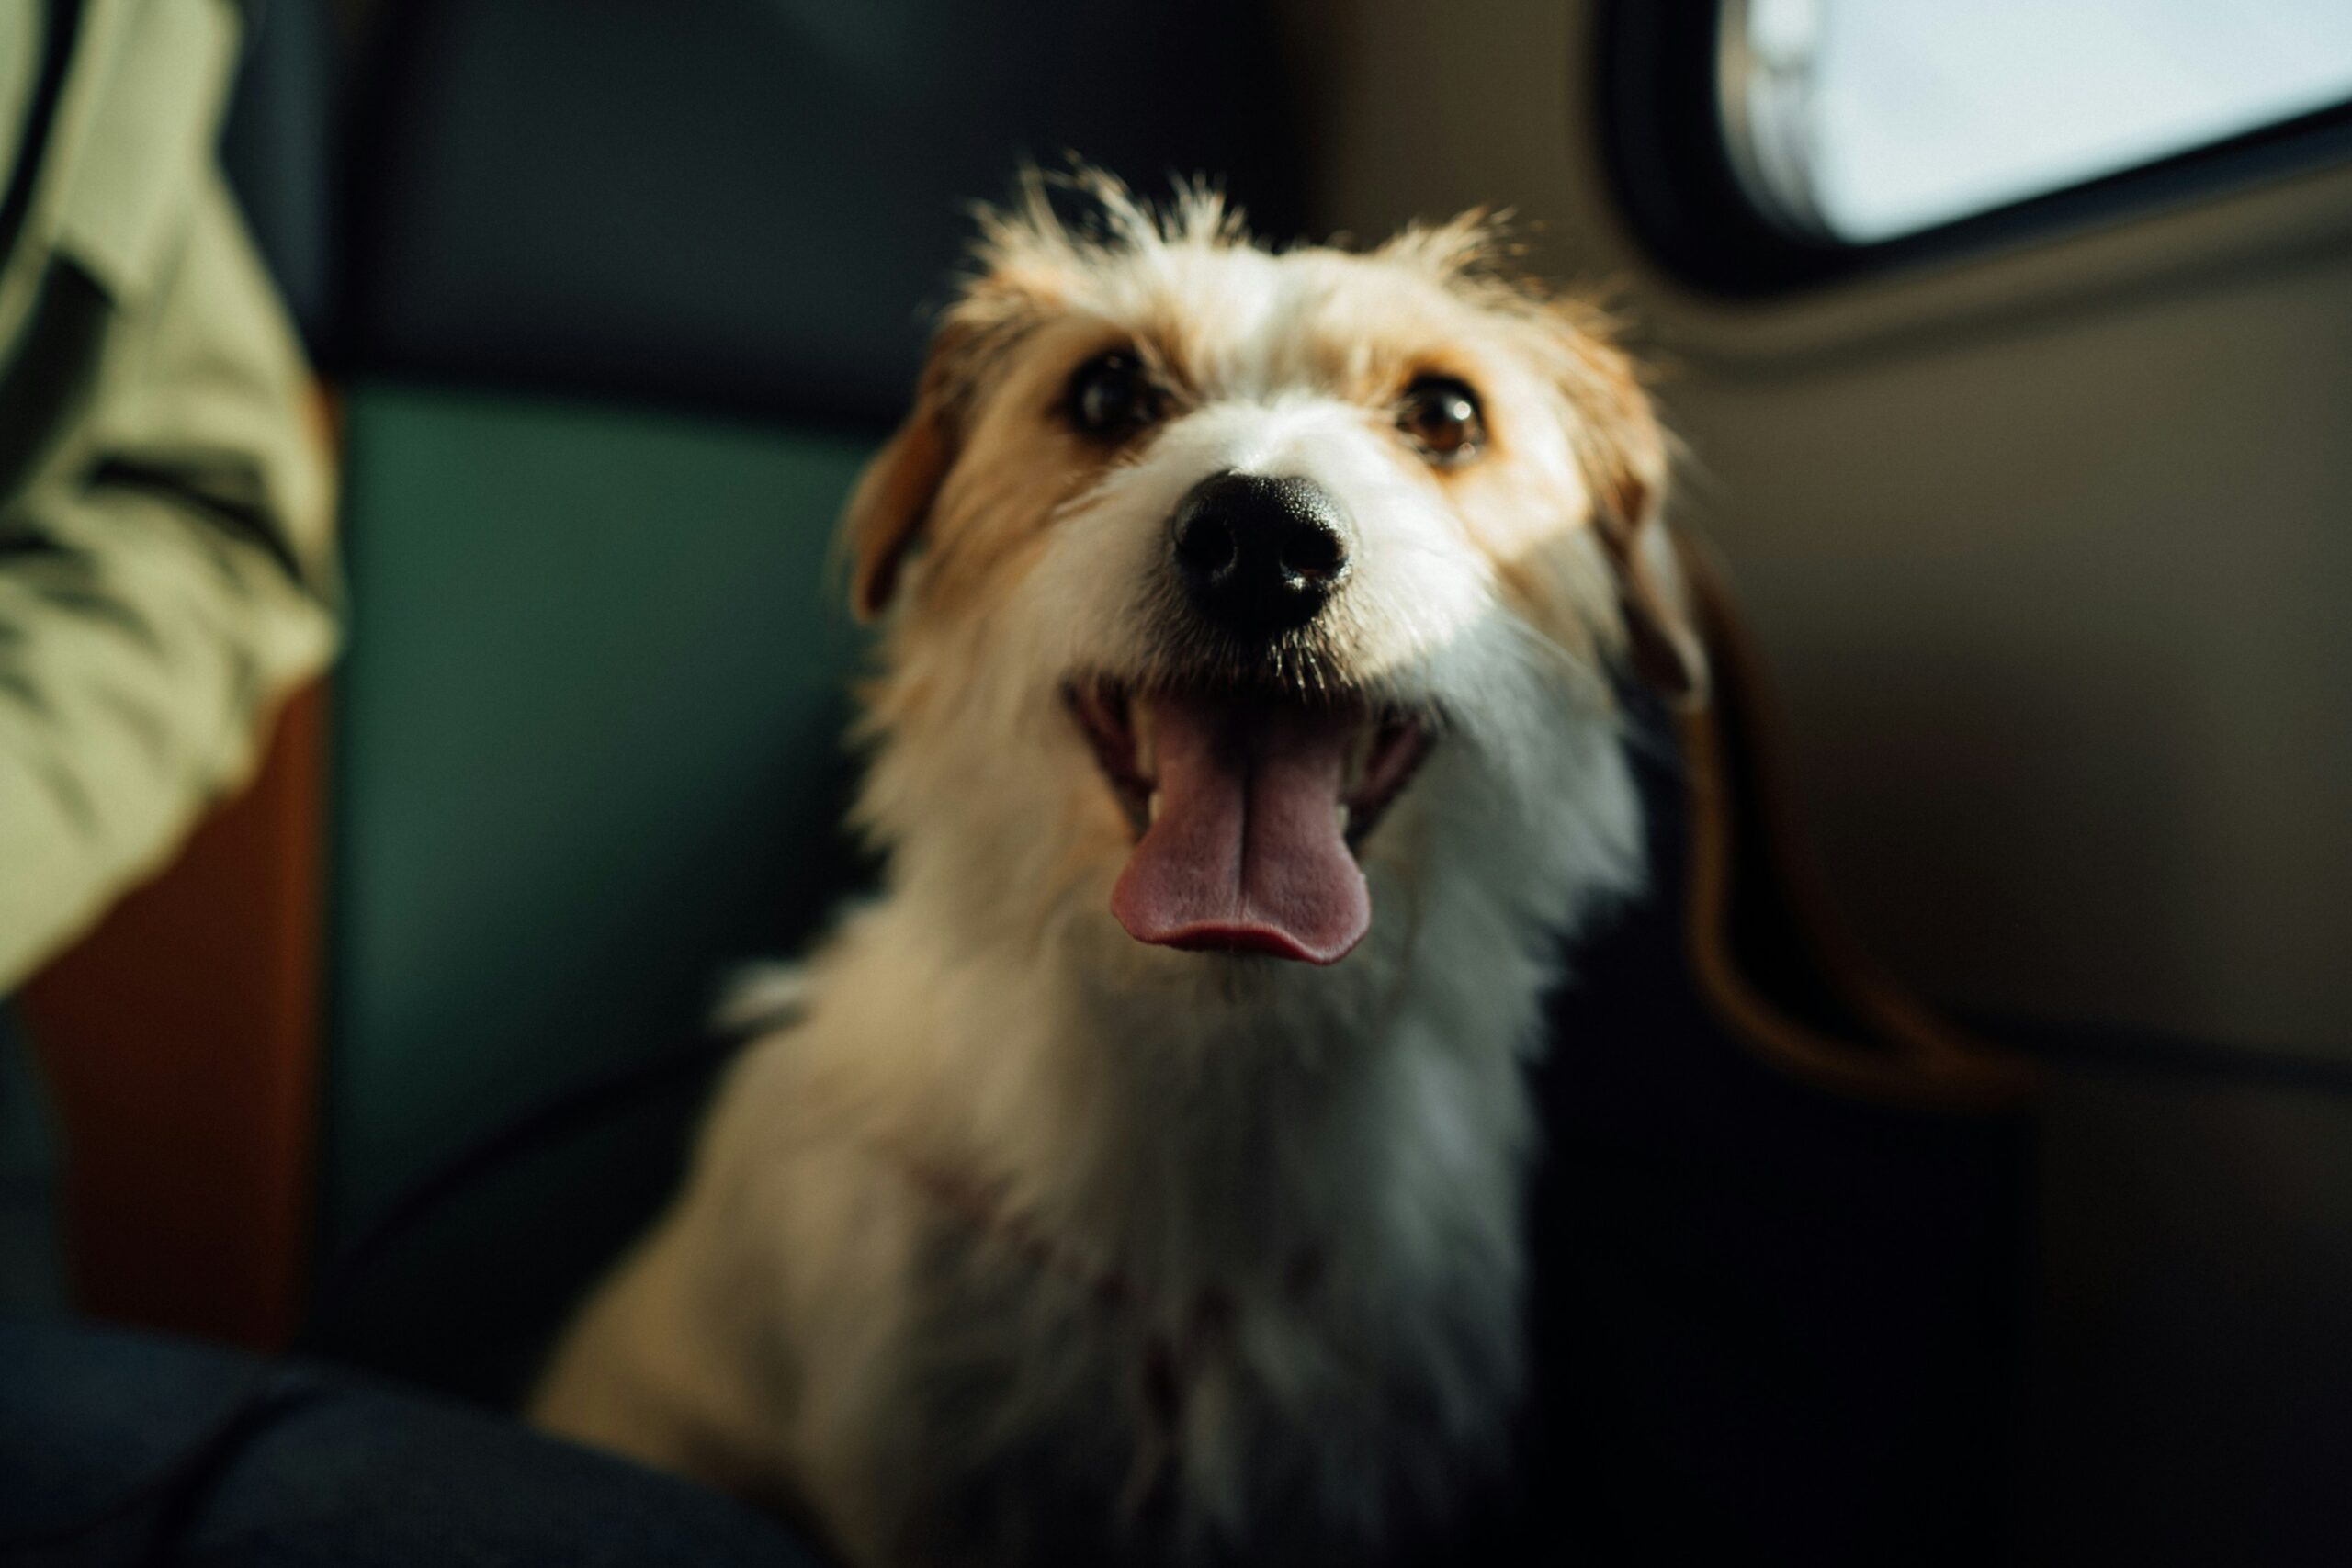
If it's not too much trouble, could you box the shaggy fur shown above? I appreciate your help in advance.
[532,170,1701,1567]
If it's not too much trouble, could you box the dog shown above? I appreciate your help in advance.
[531,170,1703,1567]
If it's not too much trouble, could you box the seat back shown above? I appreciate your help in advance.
[318,0,1304,1399]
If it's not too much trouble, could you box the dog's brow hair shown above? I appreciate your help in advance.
[971,164,1256,276]
[1128,320,1199,406]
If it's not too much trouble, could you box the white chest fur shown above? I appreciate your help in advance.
[705,887,1552,1565]
[535,722,1643,1568]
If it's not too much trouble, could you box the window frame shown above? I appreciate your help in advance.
[1597,0,2352,299]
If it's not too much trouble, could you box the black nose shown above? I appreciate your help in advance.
[1168,472,1351,639]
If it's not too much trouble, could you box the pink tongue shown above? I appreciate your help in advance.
[1110,694,1369,964]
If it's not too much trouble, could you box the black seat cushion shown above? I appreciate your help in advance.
[1516,688,2032,1566]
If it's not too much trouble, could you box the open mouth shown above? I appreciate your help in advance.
[1066,680,1433,965]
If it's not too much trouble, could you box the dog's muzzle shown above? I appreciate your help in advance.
[1168,471,1352,640]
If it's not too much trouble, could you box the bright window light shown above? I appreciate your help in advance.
[1722,0,2352,243]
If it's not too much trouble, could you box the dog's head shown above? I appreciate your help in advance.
[842,173,1700,985]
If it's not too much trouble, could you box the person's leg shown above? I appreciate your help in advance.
[0,1005,69,1316]
[0,1319,833,1567]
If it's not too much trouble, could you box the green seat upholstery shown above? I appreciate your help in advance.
[321,389,872,1393]
[327,389,870,1231]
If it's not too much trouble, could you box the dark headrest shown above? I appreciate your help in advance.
[220,0,337,344]
[338,0,1306,424]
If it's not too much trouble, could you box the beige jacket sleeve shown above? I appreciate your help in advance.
[0,17,338,991]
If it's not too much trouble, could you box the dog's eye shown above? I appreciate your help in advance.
[1397,375,1486,465]
[1067,351,1160,439]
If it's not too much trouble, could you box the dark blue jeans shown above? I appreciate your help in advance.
[0,1003,69,1316]
[0,1321,831,1566]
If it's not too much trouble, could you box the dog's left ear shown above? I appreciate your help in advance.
[1551,311,1709,705]
[843,328,969,621]
[1590,443,1708,707]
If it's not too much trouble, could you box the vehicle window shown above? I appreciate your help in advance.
[1723,0,2352,242]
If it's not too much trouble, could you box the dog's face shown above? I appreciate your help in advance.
[843,178,1700,988]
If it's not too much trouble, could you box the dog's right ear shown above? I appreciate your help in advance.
[844,328,971,621]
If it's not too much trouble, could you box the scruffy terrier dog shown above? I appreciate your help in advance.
[533,172,1702,1566]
